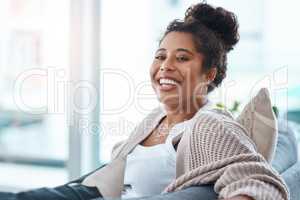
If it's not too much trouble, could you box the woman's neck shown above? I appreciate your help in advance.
[163,98,208,127]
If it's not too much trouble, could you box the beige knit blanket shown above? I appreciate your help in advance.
[162,110,289,200]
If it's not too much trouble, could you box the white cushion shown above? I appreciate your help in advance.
[236,88,278,162]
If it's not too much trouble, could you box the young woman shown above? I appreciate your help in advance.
[0,2,289,200]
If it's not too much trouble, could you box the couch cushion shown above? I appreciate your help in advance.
[132,185,217,200]
[282,161,300,200]
[236,88,278,163]
[271,119,298,173]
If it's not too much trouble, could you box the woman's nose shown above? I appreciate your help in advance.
[160,59,175,71]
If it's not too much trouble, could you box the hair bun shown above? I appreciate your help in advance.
[184,3,239,52]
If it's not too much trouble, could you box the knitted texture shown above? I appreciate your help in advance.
[163,110,289,200]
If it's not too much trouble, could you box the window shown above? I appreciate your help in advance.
[0,0,69,190]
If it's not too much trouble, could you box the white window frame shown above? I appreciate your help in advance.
[68,0,101,180]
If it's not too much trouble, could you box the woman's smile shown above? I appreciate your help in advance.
[158,78,180,92]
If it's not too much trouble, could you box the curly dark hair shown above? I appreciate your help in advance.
[159,2,240,93]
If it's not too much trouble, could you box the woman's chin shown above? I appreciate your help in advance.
[158,96,181,108]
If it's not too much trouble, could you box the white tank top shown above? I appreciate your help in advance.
[121,121,186,199]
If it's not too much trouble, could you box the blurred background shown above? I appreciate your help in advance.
[0,0,299,192]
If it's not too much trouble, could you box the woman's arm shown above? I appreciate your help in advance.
[223,195,253,200]
[193,112,289,200]
[210,123,288,199]
[165,111,289,200]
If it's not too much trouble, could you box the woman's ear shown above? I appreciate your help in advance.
[206,67,217,83]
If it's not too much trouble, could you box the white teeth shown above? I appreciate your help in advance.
[159,78,178,85]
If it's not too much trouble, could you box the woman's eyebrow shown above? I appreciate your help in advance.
[156,48,194,55]
[176,48,194,55]
[155,48,166,54]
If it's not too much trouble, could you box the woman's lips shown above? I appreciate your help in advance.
[155,77,181,92]
[158,83,177,91]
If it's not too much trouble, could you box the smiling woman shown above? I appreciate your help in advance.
[145,2,240,147]
[0,2,290,200]
[151,32,212,111]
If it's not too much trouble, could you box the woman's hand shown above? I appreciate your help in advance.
[222,195,254,200]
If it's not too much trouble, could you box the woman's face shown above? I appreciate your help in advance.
[150,31,210,111]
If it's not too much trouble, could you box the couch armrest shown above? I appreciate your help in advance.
[136,185,217,200]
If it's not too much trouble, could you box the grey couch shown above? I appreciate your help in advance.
[117,119,300,200]
[66,118,299,200]
[1,121,298,200]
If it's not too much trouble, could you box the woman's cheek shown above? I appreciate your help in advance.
[149,65,156,80]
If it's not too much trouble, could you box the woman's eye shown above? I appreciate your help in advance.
[155,55,165,60]
[177,56,189,62]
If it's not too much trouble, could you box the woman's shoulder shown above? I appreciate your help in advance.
[190,107,256,150]
[192,107,235,124]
